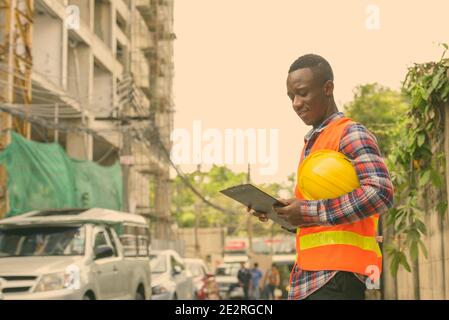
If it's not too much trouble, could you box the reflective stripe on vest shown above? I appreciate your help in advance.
[300,230,381,257]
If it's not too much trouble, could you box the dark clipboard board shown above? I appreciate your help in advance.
[220,183,297,233]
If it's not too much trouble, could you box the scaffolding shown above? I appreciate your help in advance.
[0,0,33,218]
[136,0,175,240]
[0,1,176,238]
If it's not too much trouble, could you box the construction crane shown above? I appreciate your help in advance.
[0,0,33,218]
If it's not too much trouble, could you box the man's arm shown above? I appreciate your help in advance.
[297,123,394,226]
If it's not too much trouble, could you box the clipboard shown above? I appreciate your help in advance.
[220,183,297,233]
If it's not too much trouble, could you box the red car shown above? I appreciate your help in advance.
[185,258,221,300]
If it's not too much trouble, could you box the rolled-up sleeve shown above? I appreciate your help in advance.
[299,123,394,226]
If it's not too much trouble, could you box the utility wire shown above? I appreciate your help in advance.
[1,68,224,217]
[133,128,238,216]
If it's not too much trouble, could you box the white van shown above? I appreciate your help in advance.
[0,208,152,300]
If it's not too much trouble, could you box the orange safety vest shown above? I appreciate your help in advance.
[294,116,382,277]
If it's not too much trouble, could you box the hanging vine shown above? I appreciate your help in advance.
[385,44,449,276]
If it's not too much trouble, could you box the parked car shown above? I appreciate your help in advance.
[184,258,220,300]
[215,262,244,299]
[0,208,152,300]
[150,250,194,300]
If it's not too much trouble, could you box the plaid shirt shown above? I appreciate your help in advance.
[288,112,394,300]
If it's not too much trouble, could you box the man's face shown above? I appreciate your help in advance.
[286,68,332,127]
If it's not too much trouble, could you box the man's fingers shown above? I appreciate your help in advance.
[251,210,267,218]
[245,205,268,222]
[274,198,289,206]
[273,204,289,215]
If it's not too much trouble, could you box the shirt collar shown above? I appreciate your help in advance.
[304,111,344,142]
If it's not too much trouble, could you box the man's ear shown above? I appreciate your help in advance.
[323,80,334,97]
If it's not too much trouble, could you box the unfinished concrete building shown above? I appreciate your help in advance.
[0,0,175,240]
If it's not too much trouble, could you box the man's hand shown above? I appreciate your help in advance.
[246,198,290,223]
[273,198,318,227]
[246,205,269,222]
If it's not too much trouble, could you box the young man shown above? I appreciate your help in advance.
[250,54,394,300]
[250,262,263,299]
[237,262,252,300]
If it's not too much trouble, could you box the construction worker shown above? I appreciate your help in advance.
[249,54,394,300]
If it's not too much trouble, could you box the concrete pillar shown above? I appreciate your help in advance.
[154,168,171,239]
[62,11,68,90]
[111,0,117,56]
[93,65,113,117]
[33,12,63,87]
[94,0,112,48]
[65,120,93,160]
[67,44,91,103]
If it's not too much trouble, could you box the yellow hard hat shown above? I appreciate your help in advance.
[297,150,360,200]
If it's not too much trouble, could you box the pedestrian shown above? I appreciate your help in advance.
[249,54,394,300]
[262,264,280,300]
[237,262,252,300]
[250,262,263,299]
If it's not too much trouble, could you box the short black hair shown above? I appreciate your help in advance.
[288,54,334,83]
[254,262,258,267]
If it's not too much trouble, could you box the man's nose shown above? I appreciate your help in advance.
[292,96,304,111]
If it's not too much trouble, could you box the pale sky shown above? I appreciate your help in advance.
[172,0,448,185]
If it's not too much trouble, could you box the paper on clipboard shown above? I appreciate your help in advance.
[220,183,297,233]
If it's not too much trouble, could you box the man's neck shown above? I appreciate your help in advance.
[313,104,339,129]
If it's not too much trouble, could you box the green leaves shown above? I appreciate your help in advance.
[385,46,449,278]
[391,254,400,277]
[415,219,427,236]
[430,168,444,188]
[418,239,428,259]
[388,246,411,277]
[417,134,426,147]
[441,82,449,100]
[419,170,430,187]
[344,83,408,156]
[437,201,448,217]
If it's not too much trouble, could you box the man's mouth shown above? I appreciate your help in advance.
[297,109,309,117]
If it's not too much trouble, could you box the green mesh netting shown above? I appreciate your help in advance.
[0,132,123,217]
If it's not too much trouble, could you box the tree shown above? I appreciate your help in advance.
[344,83,408,155]
[171,165,295,236]
[343,83,409,294]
